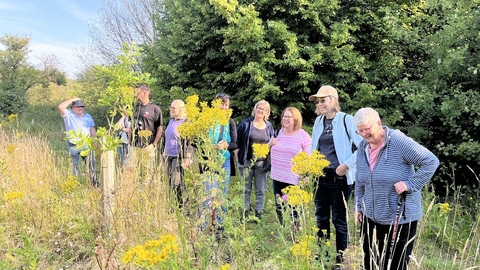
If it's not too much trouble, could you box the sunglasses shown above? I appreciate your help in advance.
[314,96,330,104]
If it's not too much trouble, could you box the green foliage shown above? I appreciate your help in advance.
[0,34,66,115]
[142,0,480,190]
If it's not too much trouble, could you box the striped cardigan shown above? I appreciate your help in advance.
[355,127,439,225]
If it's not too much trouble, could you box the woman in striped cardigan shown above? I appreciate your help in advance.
[353,108,439,270]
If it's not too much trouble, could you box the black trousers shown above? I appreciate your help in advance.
[361,217,418,270]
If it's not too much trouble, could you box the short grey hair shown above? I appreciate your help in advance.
[354,107,381,127]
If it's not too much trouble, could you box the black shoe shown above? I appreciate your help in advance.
[254,210,263,220]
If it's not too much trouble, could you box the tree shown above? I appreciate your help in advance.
[143,0,422,123]
[391,0,480,189]
[0,34,66,114]
[76,0,161,69]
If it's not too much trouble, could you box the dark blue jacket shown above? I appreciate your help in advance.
[237,116,275,166]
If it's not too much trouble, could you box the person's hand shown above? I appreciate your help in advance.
[394,181,408,194]
[355,212,363,224]
[216,140,228,150]
[182,157,193,168]
[268,137,279,147]
[145,144,155,152]
[335,163,349,176]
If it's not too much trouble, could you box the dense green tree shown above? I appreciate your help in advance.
[392,0,480,188]
[0,34,66,114]
[142,0,480,189]
[143,0,422,123]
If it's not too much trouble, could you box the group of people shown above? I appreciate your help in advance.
[59,84,439,270]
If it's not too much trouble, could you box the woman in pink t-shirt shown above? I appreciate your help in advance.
[269,107,312,226]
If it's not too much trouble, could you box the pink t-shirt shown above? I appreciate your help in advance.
[368,145,382,171]
[270,129,312,185]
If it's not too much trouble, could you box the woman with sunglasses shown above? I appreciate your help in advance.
[309,85,363,268]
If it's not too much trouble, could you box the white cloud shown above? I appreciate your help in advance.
[55,0,96,22]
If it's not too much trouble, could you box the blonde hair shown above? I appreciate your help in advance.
[251,100,271,120]
[314,96,341,115]
[170,99,186,119]
[282,107,302,130]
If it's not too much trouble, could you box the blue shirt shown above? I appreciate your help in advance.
[62,110,95,143]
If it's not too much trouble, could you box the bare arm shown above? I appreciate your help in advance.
[153,126,163,148]
[58,97,80,115]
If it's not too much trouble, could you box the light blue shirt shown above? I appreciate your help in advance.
[311,112,363,185]
[62,109,95,143]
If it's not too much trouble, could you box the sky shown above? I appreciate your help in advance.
[0,0,103,78]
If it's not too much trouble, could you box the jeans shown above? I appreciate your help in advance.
[68,142,97,185]
[314,176,352,254]
[167,156,186,207]
[203,161,231,226]
[361,218,417,270]
[118,143,130,165]
[239,160,268,213]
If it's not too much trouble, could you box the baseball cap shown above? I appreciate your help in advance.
[308,85,339,101]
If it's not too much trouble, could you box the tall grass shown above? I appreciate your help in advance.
[0,104,479,269]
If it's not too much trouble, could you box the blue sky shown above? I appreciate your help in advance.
[0,0,102,78]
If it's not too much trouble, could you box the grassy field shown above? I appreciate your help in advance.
[0,103,479,270]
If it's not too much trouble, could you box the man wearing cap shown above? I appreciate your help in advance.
[58,97,97,185]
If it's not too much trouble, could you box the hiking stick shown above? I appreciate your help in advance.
[387,192,406,270]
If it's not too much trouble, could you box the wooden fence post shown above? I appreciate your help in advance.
[101,138,116,231]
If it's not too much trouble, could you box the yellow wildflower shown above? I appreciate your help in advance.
[439,202,452,214]
[221,263,231,270]
[6,144,17,155]
[4,191,24,201]
[252,143,270,159]
[281,185,312,207]
[291,150,330,177]
[61,175,80,193]
[138,130,153,140]
[122,234,178,267]
[178,95,231,139]
[290,235,315,258]
[8,114,18,122]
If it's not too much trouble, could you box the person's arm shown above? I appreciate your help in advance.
[396,132,440,193]
[152,126,163,148]
[58,97,80,115]
[228,118,238,150]
[90,126,96,137]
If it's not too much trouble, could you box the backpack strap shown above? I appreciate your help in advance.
[218,125,225,142]
[343,113,351,141]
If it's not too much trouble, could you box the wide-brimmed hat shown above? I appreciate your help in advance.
[308,85,338,101]
[71,100,86,107]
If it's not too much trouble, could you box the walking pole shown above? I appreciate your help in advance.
[387,193,406,270]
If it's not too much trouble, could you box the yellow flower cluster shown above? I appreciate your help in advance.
[6,144,17,155]
[439,202,452,214]
[290,235,316,258]
[4,191,24,201]
[252,143,270,159]
[8,114,18,123]
[61,176,80,193]
[291,150,330,177]
[281,185,312,207]
[178,95,232,140]
[220,263,231,270]
[137,130,153,140]
[122,234,178,267]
